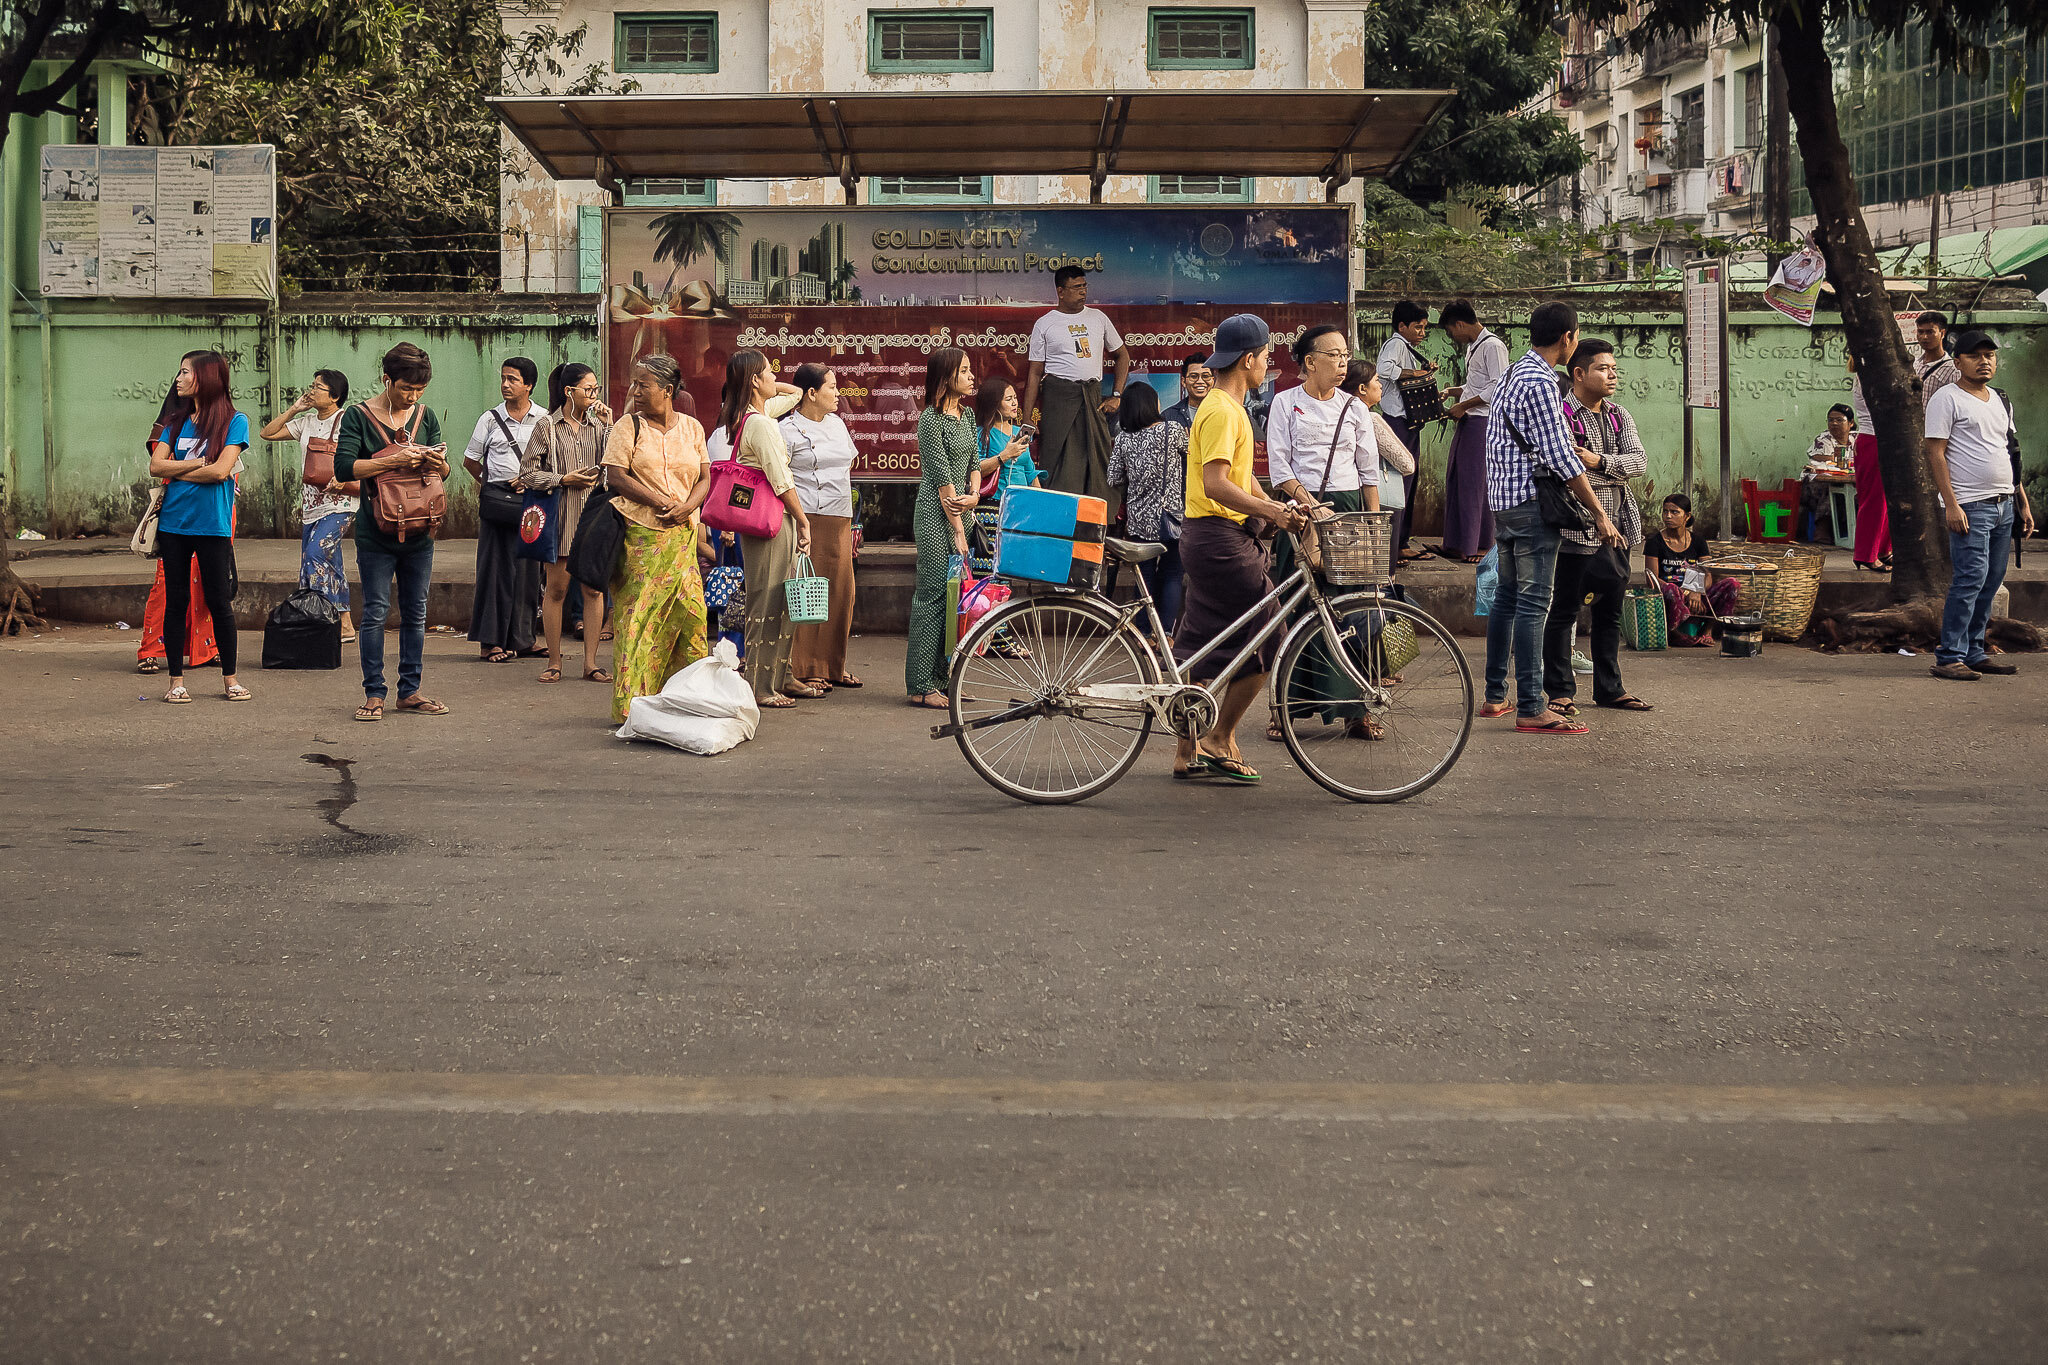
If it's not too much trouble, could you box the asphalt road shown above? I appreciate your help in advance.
[3,627,2044,1361]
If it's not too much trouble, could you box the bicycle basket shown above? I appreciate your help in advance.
[1317,511,1394,587]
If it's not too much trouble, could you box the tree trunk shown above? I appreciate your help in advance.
[0,499,48,634]
[1774,11,1945,603]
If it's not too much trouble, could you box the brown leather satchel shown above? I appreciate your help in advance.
[302,435,337,487]
[364,404,446,542]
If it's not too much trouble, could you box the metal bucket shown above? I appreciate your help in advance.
[1718,613,1764,658]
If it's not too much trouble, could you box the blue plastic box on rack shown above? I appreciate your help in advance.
[994,488,1108,591]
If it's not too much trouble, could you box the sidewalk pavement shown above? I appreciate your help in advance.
[11,534,2047,635]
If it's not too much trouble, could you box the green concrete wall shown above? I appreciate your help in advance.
[6,294,2044,540]
[1363,306,2048,539]
[3,296,597,537]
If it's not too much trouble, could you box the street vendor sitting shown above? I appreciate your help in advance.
[1800,403,1857,540]
[1645,493,1738,646]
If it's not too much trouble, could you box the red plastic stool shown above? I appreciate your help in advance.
[1740,478,1800,543]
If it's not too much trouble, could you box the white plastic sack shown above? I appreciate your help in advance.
[614,639,760,755]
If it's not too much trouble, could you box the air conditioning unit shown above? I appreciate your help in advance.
[1626,171,1647,195]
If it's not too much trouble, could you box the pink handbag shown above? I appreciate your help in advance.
[700,411,786,539]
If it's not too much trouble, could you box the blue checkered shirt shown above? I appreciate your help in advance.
[1484,349,1586,511]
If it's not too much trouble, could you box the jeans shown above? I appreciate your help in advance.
[1543,548,1627,703]
[1137,536,1185,633]
[357,542,433,699]
[1938,494,2015,665]
[1483,500,1562,718]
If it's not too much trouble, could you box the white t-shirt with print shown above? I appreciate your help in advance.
[1028,306,1122,383]
[1925,383,2015,505]
[293,408,354,524]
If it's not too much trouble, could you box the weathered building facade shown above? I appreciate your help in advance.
[499,1,1377,293]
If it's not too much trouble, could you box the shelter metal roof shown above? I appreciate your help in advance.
[489,89,1454,201]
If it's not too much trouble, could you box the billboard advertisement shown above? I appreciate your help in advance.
[602,205,1351,481]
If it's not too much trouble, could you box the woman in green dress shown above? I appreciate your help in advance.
[906,347,979,708]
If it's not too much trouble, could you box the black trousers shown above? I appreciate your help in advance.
[159,531,237,677]
[1543,548,1626,704]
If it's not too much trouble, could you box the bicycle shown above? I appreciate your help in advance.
[931,510,1474,805]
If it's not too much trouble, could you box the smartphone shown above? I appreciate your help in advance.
[1015,423,1037,441]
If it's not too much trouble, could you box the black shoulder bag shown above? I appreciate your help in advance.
[568,417,629,592]
[1501,410,1594,534]
[1394,340,1447,425]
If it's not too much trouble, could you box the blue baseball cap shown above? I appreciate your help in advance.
[1205,313,1271,372]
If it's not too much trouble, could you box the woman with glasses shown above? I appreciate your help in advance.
[262,369,357,643]
[520,362,614,684]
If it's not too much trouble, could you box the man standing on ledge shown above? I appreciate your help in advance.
[1022,264,1131,502]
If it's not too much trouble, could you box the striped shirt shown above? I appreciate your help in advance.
[1483,349,1586,512]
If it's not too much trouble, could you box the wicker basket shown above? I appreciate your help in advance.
[784,552,831,624]
[1705,541,1825,640]
[1317,511,1394,587]
[1622,585,1668,651]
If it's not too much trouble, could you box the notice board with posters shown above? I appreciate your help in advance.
[38,144,277,299]
[602,205,1352,481]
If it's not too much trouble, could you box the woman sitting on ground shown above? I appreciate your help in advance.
[1645,493,1738,645]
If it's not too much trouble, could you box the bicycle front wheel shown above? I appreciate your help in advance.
[949,596,1156,805]
[1273,593,1473,802]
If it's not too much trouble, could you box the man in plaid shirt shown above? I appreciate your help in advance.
[1479,302,1621,734]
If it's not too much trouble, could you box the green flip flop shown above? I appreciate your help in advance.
[1197,753,1262,784]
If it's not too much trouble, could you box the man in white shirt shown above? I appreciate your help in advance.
[1373,300,1436,560]
[1439,300,1508,561]
[463,356,545,660]
[1022,265,1130,502]
[1926,331,2035,679]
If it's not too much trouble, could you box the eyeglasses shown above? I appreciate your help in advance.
[1309,349,1351,362]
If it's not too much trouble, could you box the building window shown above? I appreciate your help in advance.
[615,13,718,73]
[1148,8,1255,71]
[622,177,717,205]
[1671,86,1706,170]
[867,175,994,203]
[1740,64,1763,151]
[868,9,994,73]
[1148,174,1253,202]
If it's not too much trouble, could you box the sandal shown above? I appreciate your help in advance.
[162,685,192,705]
[136,658,163,674]
[396,695,449,716]
[1477,701,1513,719]
[583,667,613,683]
[1265,714,1286,743]
[834,675,863,688]
[599,630,614,642]
[1598,695,1654,711]
[340,631,358,645]
[483,648,516,664]
[1548,697,1580,719]
[781,684,827,699]
[354,699,384,722]
[1172,765,1214,780]
[1345,715,1385,741]
[223,683,253,702]
[905,692,949,710]
[1196,752,1261,784]
[538,666,563,683]
[760,694,798,709]
[1516,714,1589,736]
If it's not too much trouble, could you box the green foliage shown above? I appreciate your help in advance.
[1362,0,1587,203]
[1357,185,1604,292]
[137,0,628,292]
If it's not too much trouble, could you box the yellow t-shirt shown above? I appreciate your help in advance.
[1183,388,1257,524]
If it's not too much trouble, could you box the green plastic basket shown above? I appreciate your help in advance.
[1622,585,1668,651]
[784,552,831,624]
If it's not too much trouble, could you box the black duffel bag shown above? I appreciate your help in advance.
[568,480,626,594]
[261,587,343,670]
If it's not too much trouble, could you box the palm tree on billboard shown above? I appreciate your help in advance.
[650,210,742,295]
[832,258,861,303]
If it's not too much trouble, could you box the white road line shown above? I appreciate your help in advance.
[4,1068,2047,1124]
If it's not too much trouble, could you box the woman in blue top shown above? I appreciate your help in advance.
[972,376,1040,497]
[147,350,250,703]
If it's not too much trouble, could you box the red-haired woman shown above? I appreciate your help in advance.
[146,350,250,703]
[136,360,224,675]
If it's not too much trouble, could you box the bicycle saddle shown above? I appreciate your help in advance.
[1105,537,1167,564]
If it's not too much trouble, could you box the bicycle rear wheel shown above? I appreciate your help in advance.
[949,596,1156,804]
[1273,593,1472,802]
